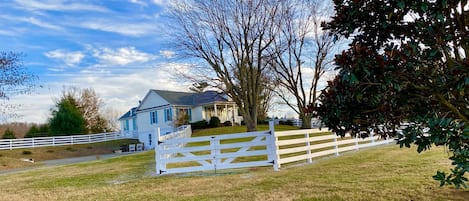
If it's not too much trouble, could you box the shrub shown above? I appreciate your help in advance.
[222,121,232,127]
[279,120,294,126]
[22,150,32,155]
[2,128,16,139]
[257,119,269,125]
[191,120,208,130]
[209,117,221,128]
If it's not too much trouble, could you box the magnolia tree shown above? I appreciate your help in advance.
[314,0,469,188]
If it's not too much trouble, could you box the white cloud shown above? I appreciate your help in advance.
[80,20,157,37]
[152,0,169,7]
[0,15,62,30]
[9,63,192,124]
[45,49,85,66]
[159,50,175,58]
[14,0,109,12]
[92,47,155,66]
[129,0,148,6]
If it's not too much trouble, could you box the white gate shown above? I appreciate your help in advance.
[155,129,278,175]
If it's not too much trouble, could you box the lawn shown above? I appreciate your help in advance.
[0,143,467,200]
[0,139,138,170]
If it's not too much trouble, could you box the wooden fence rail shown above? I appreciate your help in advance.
[0,132,125,150]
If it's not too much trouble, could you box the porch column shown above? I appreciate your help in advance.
[214,104,218,118]
[225,104,228,122]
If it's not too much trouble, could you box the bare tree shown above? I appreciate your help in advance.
[0,52,36,121]
[60,86,110,133]
[168,0,282,131]
[270,0,337,128]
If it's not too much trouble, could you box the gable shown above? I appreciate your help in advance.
[137,90,170,111]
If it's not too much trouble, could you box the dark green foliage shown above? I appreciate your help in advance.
[191,120,209,130]
[2,128,16,139]
[209,117,221,128]
[49,96,85,136]
[257,119,269,125]
[25,124,49,138]
[222,121,232,127]
[316,0,469,188]
[279,120,294,126]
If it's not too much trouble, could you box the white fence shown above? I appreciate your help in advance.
[155,129,276,175]
[155,122,394,175]
[0,132,125,150]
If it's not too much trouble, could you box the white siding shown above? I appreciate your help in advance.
[136,109,173,134]
[191,106,204,122]
[138,90,170,111]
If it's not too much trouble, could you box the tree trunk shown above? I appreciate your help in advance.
[300,113,313,129]
[245,117,257,132]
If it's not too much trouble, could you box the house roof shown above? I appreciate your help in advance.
[152,90,230,106]
[118,107,137,120]
[193,90,229,105]
[152,90,194,106]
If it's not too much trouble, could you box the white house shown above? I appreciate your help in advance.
[119,89,241,149]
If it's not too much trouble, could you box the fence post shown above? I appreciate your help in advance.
[333,134,339,156]
[268,121,280,171]
[9,139,12,150]
[210,136,220,172]
[32,138,35,148]
[370,131,375,145]
[155,128,164,175]
[89,135,91,143]
[71,135,74,145]
[305,132,312,164]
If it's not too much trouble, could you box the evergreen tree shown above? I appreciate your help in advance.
[2,128,16,139]
[49,96,85,136]
[24,124,39,138]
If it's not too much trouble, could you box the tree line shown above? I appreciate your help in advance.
[1,87,113,139]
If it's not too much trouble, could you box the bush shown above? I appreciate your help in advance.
[222,121,232,127]
[191,120,208,130]
[2,128,16,139]
[209,117,221,128]
[22,150,32,155]
[279,120,294,126]
[257,119,269,125]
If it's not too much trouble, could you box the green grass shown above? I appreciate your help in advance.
[0,139,138,170]
[192,124,299,137]
[0,145,467,200]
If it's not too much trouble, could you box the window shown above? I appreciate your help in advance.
[124,119,129,131]
[188,108,192,121]
[164,108,173,122]
[132,118,137,130]
[149,134,152,146]
[150,111,158,124]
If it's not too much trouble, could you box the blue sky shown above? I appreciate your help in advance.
[1,0,201,124]
[1,0,326,124]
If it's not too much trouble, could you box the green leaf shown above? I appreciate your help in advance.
[397,0,405,9]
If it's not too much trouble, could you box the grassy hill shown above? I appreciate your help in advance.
[0,142,467,200]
